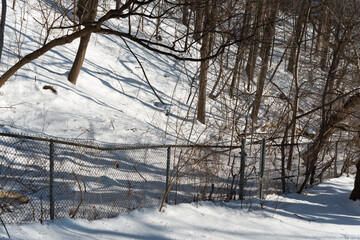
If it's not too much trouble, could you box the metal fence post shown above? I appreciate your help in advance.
[239,138,246,200]
[259,138,265,199]
[165,146,171,203]
[49,141,55,221]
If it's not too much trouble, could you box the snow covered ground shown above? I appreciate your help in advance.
[0,1,201,145]
[2,175,359,240]
[1,2,359,240]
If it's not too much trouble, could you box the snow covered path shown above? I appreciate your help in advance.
[3,175,360,240]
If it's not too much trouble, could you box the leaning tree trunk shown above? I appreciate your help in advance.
[0,0,7,62]
[68,0,98,85]
[350,160,360,201]
[68,34,91,84]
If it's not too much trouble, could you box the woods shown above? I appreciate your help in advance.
[0,0,359,198]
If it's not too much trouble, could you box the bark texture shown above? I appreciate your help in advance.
[68,0,98,85]
[0,0,7,62]
[350,160,360,201]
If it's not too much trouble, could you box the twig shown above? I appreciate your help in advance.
[294,213,317,222]
[0,102,26,109]
[0,215,10,238]
[70,171,84,219]
[133,165,147,182]
[120,36,165,105]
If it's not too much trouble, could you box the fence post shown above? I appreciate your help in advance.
[259,138,265,199]
[165,146,171,203]
[334,141,338,177]
[49,141,55,221]
[239,138,246,200]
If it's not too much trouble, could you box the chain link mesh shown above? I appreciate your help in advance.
[0,133,355,224]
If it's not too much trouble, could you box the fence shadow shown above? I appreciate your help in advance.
[0,132,354,224]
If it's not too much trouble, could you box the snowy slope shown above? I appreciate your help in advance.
[2,175,359,240]
[0,1,202,145]
[1,2,359,239]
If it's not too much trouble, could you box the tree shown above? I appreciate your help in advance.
[68,0,99,85]
[245,0,265,90]
[0,0,6,62]
[298,93,360,193]
[192,0,204,42]
[0,1,234,87]
[250,0,279,124]
[286,0,311,170]
[197,0,215,124]
[350,159,360,201]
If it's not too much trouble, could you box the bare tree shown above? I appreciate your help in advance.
[286,0,311,170]
[197,0,214,124]
[0,0,6,62]
[68,0,99,85]
[245,0,265,90]
[350,159,360,200]
[250,0,279,124]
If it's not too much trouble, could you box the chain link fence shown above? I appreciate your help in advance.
[0,132,355,224]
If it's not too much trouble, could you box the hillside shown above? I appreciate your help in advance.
[1,1,358,147]
[0,0,207,145]
[0,0,359,229]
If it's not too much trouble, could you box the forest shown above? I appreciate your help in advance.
[0,0,359,199]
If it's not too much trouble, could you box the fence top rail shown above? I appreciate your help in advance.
[0,132,350,151]
[0,132,244,151]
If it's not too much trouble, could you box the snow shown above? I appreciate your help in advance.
[2,175,359,240]
[0,1,200,145]
[1,1,359,239]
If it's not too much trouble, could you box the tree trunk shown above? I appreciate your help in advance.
[229,44,242,98]
[228,0,250,97]
[73,0,77,31]
[287,0,309,74]
[68,33,91,85]
[193,0,204,42]
[68,0,98,85]
[0,0,6,62]
[208,50,224,99]
[319,7,329,71]
[116,0,121,9]
[196,0,213,124]
[155,0,162,41]
[350,160,360,201]
[182,0,189,26]
[250,1,279,124]
[287,0,311,170]
[245,0,265,90]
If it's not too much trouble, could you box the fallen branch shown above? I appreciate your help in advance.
[0,190,29,204]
